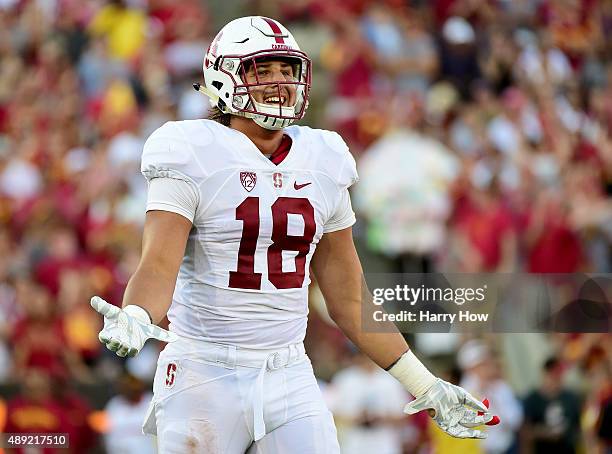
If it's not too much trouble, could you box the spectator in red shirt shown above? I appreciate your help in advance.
[451,178,517,272]
[34,223,84,297]
[11,281,93,383]
[4,368,73,454]
[526,190,583,273]
[51,372,98,453]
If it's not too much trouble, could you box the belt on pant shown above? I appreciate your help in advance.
[168,338,306,441]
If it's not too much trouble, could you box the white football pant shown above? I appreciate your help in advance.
[143,338,340,453]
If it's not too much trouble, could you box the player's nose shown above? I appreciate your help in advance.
[268,69,290,82]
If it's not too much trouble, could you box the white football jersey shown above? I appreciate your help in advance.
[141,120,358,349]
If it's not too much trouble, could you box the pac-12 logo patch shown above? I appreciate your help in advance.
[165,362,178,388]
[240,172,257,192]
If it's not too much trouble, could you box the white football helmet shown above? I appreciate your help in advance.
[198,16,311,130]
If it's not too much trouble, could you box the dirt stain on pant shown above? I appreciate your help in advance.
[160,419,219,454]
[188,419,219,454]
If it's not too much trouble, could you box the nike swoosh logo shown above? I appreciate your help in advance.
[294,181,312,190]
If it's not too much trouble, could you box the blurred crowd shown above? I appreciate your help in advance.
[0,0,610,453]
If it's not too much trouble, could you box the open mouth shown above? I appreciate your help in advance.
[263,94,287,107]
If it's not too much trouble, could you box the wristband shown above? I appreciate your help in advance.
[123,305,153,324]
[387,350,437,398]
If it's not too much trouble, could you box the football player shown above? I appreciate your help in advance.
[91,16,499,453]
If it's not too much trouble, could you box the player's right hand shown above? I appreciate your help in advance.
[91,296,178,358]
[404,378,500,439]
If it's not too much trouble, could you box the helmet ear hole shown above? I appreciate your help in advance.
[212,81,223,90]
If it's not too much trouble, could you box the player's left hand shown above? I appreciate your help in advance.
[91,296,178,358]
[404,378,500,439]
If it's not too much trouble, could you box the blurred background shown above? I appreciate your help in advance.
[0,0,610,452]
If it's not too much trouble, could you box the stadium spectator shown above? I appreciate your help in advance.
[104,371,155,454]
[88,0,147,61]
[458,340,523,454]
[330,353,410,454]
[3,368,73,453]
[354,96,459,273]
[522,357,582,454]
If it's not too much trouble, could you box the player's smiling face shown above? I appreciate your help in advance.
[242,58,298,108]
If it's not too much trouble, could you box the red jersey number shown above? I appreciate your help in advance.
[229,197,315,290]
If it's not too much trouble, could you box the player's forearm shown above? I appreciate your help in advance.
[327,292,409,368]
[315,257,409,368]
[312,229,409,368]
[121,262,177,324]
[312,229,438,399]
[325,284,437,399]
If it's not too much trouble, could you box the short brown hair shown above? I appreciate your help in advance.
[208,106,231,126]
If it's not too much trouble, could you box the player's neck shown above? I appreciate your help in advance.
[230,116,284,156]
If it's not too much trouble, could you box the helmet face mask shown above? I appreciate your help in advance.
[202,17,312,130]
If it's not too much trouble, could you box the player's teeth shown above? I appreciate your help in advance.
[264,96,287,104]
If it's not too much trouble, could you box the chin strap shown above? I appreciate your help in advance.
[193,83,218,103]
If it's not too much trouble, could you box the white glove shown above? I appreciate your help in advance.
[388,350,499,439]
[404,378,495,439]
[91,296,177,358]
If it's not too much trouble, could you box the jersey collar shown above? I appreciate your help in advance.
[269,134,292,165]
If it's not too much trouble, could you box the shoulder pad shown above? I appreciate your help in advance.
[319,130,359,189]
[141,121,211,184]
